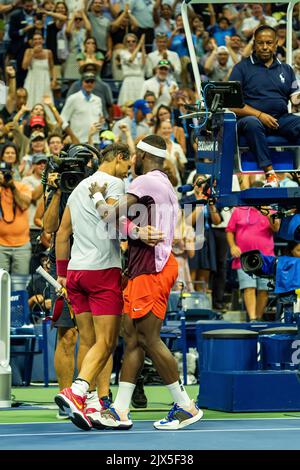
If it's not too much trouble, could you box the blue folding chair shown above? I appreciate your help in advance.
[10,290,49,386]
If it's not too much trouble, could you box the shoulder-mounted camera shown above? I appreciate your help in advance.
[43,144,101,193]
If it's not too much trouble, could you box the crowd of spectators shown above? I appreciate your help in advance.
[0,0,300,321]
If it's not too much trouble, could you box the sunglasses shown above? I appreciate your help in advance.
[84,79,95,83]
[146,100,155,104]
[75,17,82,21]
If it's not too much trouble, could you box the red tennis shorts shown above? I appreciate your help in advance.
[66,268,123,316]
[123,254,178,320]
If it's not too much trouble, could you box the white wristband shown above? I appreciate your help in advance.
[92,192,105,205]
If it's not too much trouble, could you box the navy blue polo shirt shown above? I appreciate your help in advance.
[229,54,300,118]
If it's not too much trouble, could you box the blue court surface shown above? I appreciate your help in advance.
[1,418,300,450]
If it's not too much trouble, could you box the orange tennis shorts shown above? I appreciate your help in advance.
[123,253,178,320]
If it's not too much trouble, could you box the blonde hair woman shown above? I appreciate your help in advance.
[117,33,146,106]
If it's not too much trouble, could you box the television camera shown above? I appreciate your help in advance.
[43,144,100,193]
[241,214,300,323]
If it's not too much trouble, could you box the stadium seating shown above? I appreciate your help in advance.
[10,290,49,386]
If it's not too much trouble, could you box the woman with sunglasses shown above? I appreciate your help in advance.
[117,33,147,106]
[110,6,139,80]
[64,10,92,80]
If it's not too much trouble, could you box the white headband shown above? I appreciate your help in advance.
[137,140,167,159]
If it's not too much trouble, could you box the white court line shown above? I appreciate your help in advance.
[0,416,300,427]
[2,427,300,438]
[1,416,300,426]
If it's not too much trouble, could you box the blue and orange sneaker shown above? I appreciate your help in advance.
[153,400,203,430]
[93,405,133,430]
[55,387,92,431]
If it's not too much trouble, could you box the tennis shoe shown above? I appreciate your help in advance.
[93,405,133,430]
[85,395,112,429]
[55,387,92,431]
[153,400,203,430]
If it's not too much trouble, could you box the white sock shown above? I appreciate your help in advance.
[113,382,136,412]
[86,389,97,399]
[166,381,192,408]
[71,378,89,397]
[86,390,98,405]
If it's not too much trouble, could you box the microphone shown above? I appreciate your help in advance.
[178,184,193,193]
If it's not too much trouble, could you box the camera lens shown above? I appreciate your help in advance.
[241,251,263,273]
[60,172,84,193]
[247,254,260,269]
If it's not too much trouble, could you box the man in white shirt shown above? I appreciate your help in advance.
[146,33,181,80]
[54,143,131,430]
[241,4,277,39]
[141,60,178,110]
[61,71,103,144]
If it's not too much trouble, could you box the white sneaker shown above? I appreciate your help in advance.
[153,400,203,430]
[94,405,133,430]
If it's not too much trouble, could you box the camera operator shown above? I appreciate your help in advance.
[42,150,80,418]
[0,161,32,275]
[226,181,280,322]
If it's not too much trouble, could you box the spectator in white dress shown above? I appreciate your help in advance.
[117,33,146,106]
[22,31,56,109]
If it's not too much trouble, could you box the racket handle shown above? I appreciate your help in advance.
[36,266,62,291]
